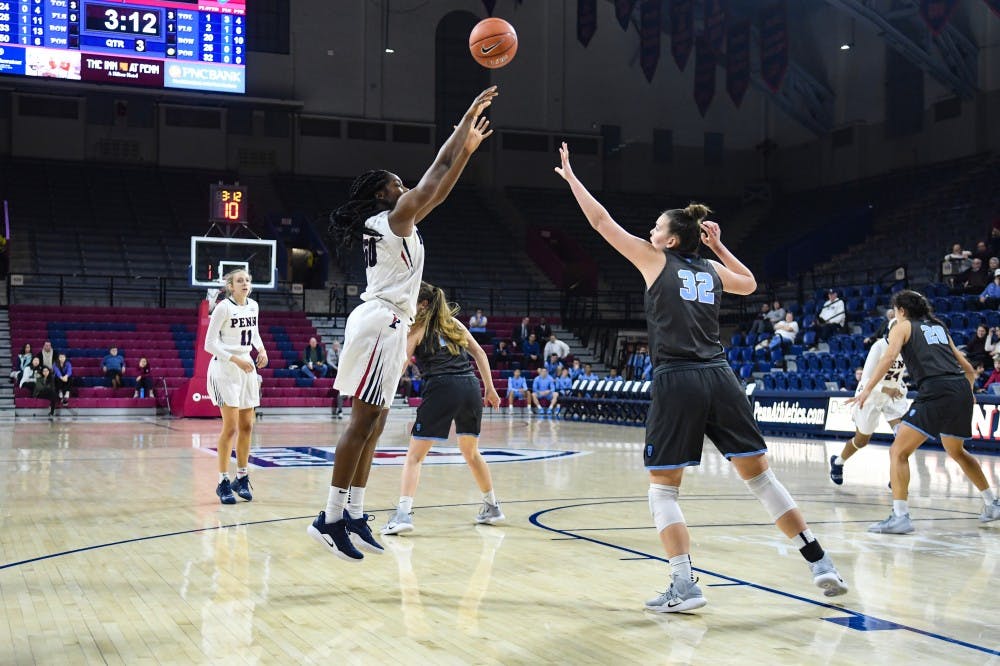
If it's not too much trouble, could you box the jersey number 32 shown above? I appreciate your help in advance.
[677,270,715,304]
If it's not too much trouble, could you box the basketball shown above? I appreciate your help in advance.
[469,17,518,69]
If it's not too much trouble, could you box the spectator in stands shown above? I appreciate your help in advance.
[979,270,1000,309]
[398,361,421,399]
[770,312,799,351]
[506,368,528,410]
[522,333,541,370]
[544,353,563,377]
[19,356,41,392]
[33,365,58,417]
[972,240,991,263]
[36,340,56,370]
[101,346,125,389]
[512,317,531,348]
[972,361,988,393]
[493,340,510,370]
[942,243,972,281]
[530,366,556,414]
[11,343,33,384]
[990,257,1000,273]
[569,358,584,381]
[965,325,990,368]
[642,357,652,380]
[815,290,846,342]
[325,340,341,378]
[986,327,1000,361]
[954,258,990,295]
[53,353,73,406]
[606,367,624,383]
[535,318,553,341]
[580,363,600,381]
[983,359,1000,395]
[627,345,650,380]
[468,309,488,332]
[543,333,570,363]
[852,367,864,389]
[747,303,773,336]
[134,356,154,399]
[300,337,328,380]
[768,300,786,328]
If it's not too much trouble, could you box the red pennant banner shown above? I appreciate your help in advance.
[578,0,597,46]
[615,0,638,30]
[693,35,716,117]
[670,0,694,71]
[920,0,958,34]
[987,0,1000,17]
[482,0,496,16]
[640,0,662,82]
[704,0,727,56]
[759,1,788,93]
[726,18,751,107]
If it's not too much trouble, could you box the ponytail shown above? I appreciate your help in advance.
[414,282,467,357]
[891,289,946,328]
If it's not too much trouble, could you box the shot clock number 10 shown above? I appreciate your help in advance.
[210,184,247,224]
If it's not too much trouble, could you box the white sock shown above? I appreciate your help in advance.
[347,486,366,519]
[982,489,997,505]
[325,486,349,523]
[892,499,909,517]
[483,489,497,505]
[219,472,229,483]
[236,467,248,478]
[834,456,844,465]
[668,554,694,583]
[792,528,816,546]
[398,496,414,514]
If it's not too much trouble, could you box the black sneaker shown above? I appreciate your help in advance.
[829,455,844,486]
[231,475,253,501]
[344,510,384,555]
[216,478,236,505]
[307,511,363,561]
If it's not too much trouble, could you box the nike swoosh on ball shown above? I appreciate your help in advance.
[481,42,501,54]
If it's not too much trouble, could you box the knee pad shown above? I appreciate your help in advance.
[648,483,685,532]
[744,469,797,521]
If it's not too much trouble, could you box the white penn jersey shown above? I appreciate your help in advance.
[856,337,906,395]
[359,210,425,322]
[204,297,265,361]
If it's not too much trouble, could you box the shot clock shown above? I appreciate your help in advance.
[0,0,246,93]
[210,184,247,224]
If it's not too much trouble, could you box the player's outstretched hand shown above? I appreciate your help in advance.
[845,388,871,409]
[457,116,493,153]
[553,142,575,182]
[465,86,498,120]
[484,386,501,409]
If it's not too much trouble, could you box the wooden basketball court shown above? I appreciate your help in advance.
[1,411,997,664]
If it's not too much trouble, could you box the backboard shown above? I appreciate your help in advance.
[190,236,278,289]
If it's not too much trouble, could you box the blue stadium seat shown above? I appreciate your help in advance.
[827,337,842,354]
[862,296,879,312]
[790,344,804,356]
[932,297,950,313]
[802,314,816,329]
[986,311,1000,328]
[770,348,784,365]
[731,333,743,347]
[753,347,768,362]
[762,374,777,390]
[787,374,803,391]
[835,354,851,371]
[858,285,873,298]
[756,361,772,373]
[727,348,741,364]
[803,300,817,315]
[745,332,758,347]
[803,354,821,372]
[774,373,789,390]
[740,364,753,380]
[802,330,818,348]
[820,354,836,372]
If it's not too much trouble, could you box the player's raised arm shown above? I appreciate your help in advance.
[389,86,498,235]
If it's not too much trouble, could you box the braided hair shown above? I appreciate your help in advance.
[664,203,712,254]
[327,170,391,251]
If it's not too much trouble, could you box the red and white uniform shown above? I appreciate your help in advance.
[204,297,265,409]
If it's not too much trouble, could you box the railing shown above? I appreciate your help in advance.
[796,263,907,303]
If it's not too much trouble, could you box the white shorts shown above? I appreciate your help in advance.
[852,391,909,436]
[208,355,262,410]
[334,300,409,409]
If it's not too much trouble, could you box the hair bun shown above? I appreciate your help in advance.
[684,203,712,221]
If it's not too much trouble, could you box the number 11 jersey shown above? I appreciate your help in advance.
[359,211,425,322]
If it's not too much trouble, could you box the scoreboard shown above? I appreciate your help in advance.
[0,0,245,93]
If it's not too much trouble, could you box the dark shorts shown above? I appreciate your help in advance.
[902,375,973,440]
[645,364,767,469]
[411,374,484,440]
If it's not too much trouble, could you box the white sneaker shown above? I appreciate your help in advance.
[381,510,414,535]
[809,554,849,597]
[645,577,707,613]
[475,500,505,525]
[981,499,1000,524]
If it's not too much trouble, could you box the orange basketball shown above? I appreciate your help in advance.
[469,18,518,69]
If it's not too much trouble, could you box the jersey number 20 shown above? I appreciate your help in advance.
[677,270,715,304]
[920,324,948,345]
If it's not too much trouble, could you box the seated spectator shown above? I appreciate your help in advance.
[554,367,573,396]
[568,358,584,382]
[398,360,421,398]
[530,367,556,414]
[325,340,341,378]
[544,353,563,377]
[771,312,799,349]
[36,340,57,370]
[11,343,33,384]
[522,333,541,370]
[954,258,990,295]
[543,334,570,363]
[579,364,600,382]
[863,309,894,348]
[972,240,991,263]
[605,367,624,383]
[468,309,488,332]
[535,318,553,341]
[300,337,328,380]
[134,356,154,399]
[53,353,73,406]
[983,359,1000,395]
[101,346,125,389]
[626,345,649,380]
[965,325,990,368]
[33,365,59,417]
[767,300,786,328]
[814,290,846,343]
[20,356,41,392]
[980,270,1000,309]
[505,368,529,410]
[987,327,1000,362]
[748,303,773,336]
[512,317,531,348]
[942,243,972,284]
[972,362,988,393]
[989,257,1000,274]
[641,358,652,381]
[493,340,511,370]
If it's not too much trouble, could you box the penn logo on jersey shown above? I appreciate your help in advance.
[230,316,257,328]
[389,314,401,329]
[203,445,588,468]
